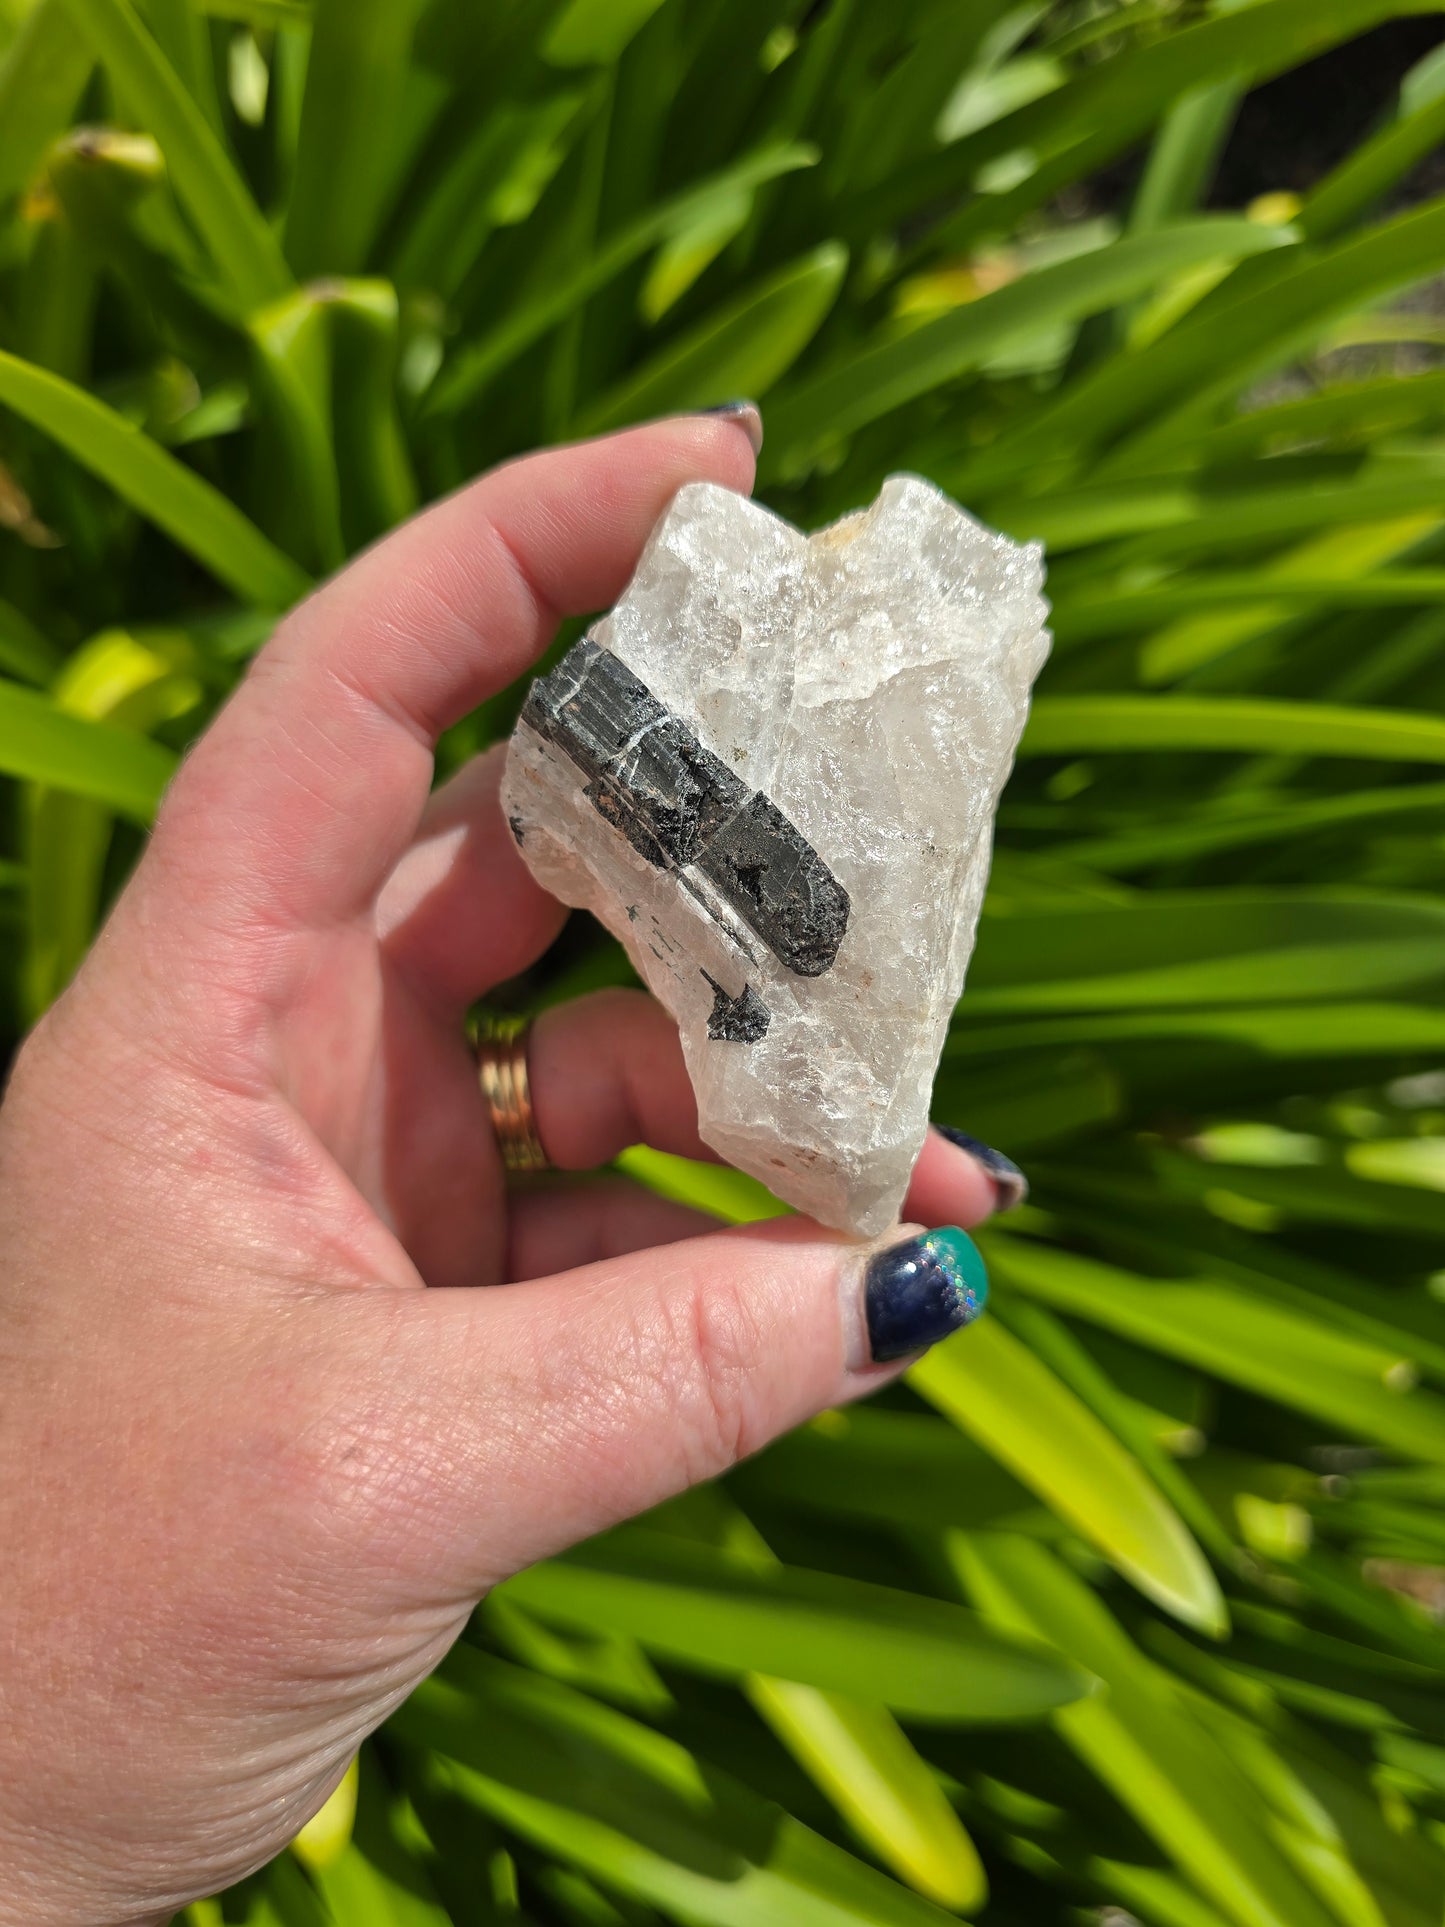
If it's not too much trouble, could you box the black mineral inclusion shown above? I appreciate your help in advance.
[522,640,850,978]
[701,972,772,1042]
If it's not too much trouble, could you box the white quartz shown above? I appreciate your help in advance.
[503,476,1050,1236]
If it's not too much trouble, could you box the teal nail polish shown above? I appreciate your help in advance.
[864,1227,988,1363]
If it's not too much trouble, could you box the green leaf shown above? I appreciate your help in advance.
[0,677,176,820]
[662,1486,988,1913]
[0,348,311,605]
[309,1751,453,1925]
[964,892,1445,1011]
[139,0,224,134]
[951,1534,1349,1927]
[0,0,92,204]
[61,0,292,310]
[987,1234,1445,1465]
[1054,569,1445,640]
[947,1002,1445,1061]
[735,1408,1037,1536]
[1047,783,1445,875]
[543,0,669,68]
[763,219,1296,466]
[500,1530,1089,1721]
[1021,696,1445,766]
[932,1046,1122,1151]
[389,87,598,300]
[616,1145,787,1223]
[330,280,418,544]
[247,285,346,574]
[0,598,60,685]
[392,1647,972,1927]
[1129,84,1239,233]
[578,242,847,433]
[977,194,1445,483]
[911,1318,1225,1632]
[894,0,1442,257]
[1163,369,1445,468]
[746,1680,988,1913]
[1299,77,1445,241]
[426,142,819,415]
[285,0,430,277]
[24,627,201,1018]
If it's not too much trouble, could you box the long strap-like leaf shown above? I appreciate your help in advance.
[0,349,311,607]
[0,679,175,822]
[60,0,292,311]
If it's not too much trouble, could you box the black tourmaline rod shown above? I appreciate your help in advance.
[522,639,850,978]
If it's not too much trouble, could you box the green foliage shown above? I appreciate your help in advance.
[2,0,1444,1922]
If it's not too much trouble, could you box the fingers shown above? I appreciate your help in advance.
[527,992,1021,1225]
[377,745,567,1010]
[364,1211,989,1591]
[506,1177,718,1281]
[528,988,712,1168]
[156,418,758,930]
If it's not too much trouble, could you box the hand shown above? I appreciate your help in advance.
[0,420,1006,1925]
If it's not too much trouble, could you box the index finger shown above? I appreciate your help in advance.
[158,418,758,929]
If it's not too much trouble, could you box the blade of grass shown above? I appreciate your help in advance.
[61,0,292,310]
[951,1534,1352,1927]
[855,0,1435,249]
[577,241,847,432]
[1299,75,1445,241]
[424,142,819,416]
[670,1486,989,1913]
[0,0,92,204]
[0,677,176,819]
[502,1531,1089,1720]
[247,284,344,573]
[911,1318,1226,1632]
[763,218,1296,468]
[285,0,430,277]
[394,1647,983,1927]
[1021,695,1445,765]
[967,194,1445,489]
[0,348,311,605]
[747,1680,988,1913]
[946,1003,1445,1059]
[964,891,1445,1011]
[986,1235,1445,1464]
[24,627,200,1018]
[0,598,60,685]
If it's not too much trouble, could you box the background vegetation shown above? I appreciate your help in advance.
[3,0,1445,1920]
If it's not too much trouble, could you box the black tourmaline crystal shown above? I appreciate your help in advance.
[523,639,849,977]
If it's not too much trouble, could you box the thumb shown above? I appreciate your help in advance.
[365,1217,987,1597]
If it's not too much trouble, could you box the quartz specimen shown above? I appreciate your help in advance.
[503,475,1050,1236]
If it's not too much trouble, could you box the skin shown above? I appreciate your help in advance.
[0,421,1001,1925]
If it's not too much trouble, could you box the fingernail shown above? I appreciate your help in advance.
[934,1125,1028,1211]
[864,1228,988,1364]
[699,400,764,456]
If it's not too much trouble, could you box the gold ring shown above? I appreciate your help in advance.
[475,1015,550,1173]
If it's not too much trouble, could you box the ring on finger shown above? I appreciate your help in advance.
[474,1014,550,1174]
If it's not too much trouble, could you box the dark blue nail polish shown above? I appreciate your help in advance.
[935,1125,1028,1211]
[865,1228,988,1363]
[699,400,763,455]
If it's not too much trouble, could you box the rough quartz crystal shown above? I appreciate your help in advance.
[502,475,1050,1236]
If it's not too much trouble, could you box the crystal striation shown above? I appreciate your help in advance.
[503,475,1050,1236]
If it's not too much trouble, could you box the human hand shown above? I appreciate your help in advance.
[0,419,1011,1925]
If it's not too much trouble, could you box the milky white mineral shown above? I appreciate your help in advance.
[502,475,1050,1237]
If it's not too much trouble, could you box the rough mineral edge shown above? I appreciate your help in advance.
[503,474,1050,1237]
